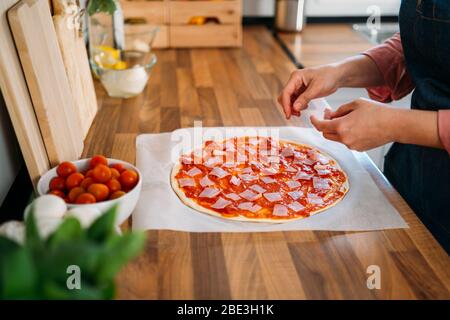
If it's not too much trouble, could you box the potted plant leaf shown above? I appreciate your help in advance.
[0,204,145,299]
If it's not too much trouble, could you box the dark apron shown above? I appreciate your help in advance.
[384,0,450,253]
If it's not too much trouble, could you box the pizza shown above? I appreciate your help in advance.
[170,136,349,223]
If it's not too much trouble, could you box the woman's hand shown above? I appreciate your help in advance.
[277,65,342,119]
[310,98,395,151]
[277,55,386,120]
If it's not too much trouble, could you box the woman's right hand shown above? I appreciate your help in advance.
[277,64,343,119]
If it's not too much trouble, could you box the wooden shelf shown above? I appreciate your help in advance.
[121,0,242,48]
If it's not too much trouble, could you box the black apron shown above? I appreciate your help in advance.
[384,0,450,253]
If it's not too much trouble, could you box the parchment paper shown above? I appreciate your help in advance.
[132,126,408,232]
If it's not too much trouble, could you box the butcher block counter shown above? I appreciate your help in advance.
[83,26,450,299]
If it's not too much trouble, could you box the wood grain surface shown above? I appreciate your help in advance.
[278,24,373,67]
[8,0,83,166]
[0,0,50,187]
[84,26,450,299]
[52,0,98,138]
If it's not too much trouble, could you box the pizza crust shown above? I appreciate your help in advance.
[170,138,349,224]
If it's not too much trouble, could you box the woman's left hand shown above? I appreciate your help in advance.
[310,98,395,151]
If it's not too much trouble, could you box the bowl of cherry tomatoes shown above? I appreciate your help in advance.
[37,155,142,226]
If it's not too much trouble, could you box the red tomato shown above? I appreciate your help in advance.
[111,163,126,173]
[92,164,112,183]
[110,190,126,200]
[120,170,138,189]
[106,179,121,193]
[65,172,85,190]
[80,177,94,190]
[89,155,108,169]
[86,169,94,178]
[68,187,85,203]
[110,168,120,180]
[48,189,65,198]
[56,161,77,178]
[75,193,96,204]
[49,177,66,191]
[87,183,109,201]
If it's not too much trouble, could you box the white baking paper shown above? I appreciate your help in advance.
[133,126,408,232]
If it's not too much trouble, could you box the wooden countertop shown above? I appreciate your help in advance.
[85,26,450,299]
[278,23,373,67]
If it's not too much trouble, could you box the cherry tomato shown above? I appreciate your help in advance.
[48,189,65,198]
[89,155,108,169]
[56,161,77,178]
[92,164,112,183]
[65,172,85,190]
[110,168,120,180]
[68,187,86,203]
[120,170,138,189]
[111,163,126,173]
[110,190,126,200]
[49,177,66,191]
[86,169,94,178]
[106,179,121,193]
[80,177,94,190]
[87,183,109,201]
[75,193,96,204]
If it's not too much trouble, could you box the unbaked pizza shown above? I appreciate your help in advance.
[171,136,349,223]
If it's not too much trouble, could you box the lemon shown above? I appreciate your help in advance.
[113,60,128,70]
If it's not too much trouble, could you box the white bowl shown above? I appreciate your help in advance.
[37,158,142,226]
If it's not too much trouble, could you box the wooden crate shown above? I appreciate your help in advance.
[169,1,241,25]
[170,24,241,48]
[169,0,241,47]
[121,0,167,48]
[121,0,167,24]
[121,0,242,48]
[124,23,169,49]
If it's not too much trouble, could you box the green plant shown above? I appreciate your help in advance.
[87,0,118,16]
[0,206,145,299]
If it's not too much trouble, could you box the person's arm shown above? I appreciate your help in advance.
[278,33,411,119]
[362,32,415,102]
[277,55,384,119]
[391,109,442,149]
[310,98,445,152]
[334,55,385,88]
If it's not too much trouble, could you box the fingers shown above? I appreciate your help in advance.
[323,132,340,142]
[323,107,333,120]
[292,85,316,112]
[310,115,340,133]
[291,109,301,117]
[278,73,304,119]
[329,101,357,119]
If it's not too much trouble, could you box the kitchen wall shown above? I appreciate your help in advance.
[0,92,22,205]
[244,0,401,17]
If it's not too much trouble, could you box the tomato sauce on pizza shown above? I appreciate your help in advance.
[171,136,348,222]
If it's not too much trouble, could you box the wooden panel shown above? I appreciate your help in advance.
[170,25,241,48]
[85,27,450,299]
[53,14,98,138]
[8,0,84,166]
[0,0,50,187]
[125,24,168,49]
[121,0,167,24]
[170,0,241,25]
